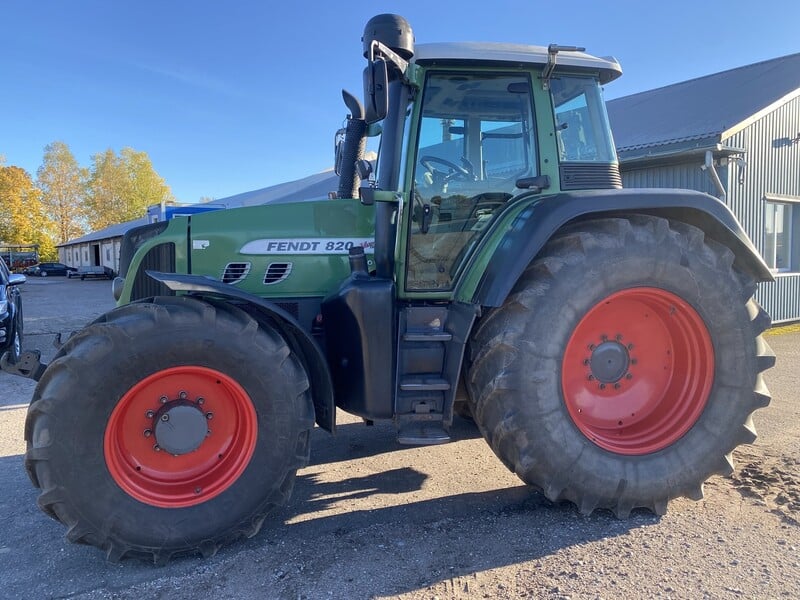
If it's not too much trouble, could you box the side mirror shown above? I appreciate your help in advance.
[8,274,26,286]
[363,59,388,124]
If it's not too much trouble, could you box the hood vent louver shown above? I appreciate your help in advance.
[264,262,293,285]
[221,262,251,284]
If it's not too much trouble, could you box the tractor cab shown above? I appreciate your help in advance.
[324,15,625,442]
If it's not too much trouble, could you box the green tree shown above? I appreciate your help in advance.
[86,147,174,230]
[0,165,58,260]
[36,141,88,243]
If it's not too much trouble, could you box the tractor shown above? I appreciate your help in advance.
[11,14,775,563]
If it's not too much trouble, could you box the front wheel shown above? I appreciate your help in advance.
[25,297,314,563]
[466,216,775,517]
[10,320,22,363]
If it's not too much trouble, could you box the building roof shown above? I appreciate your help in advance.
[213,170,338,209]
[58,217,149,247]
[607,53,800,160]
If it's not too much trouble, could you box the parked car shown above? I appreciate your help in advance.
[67,265,115,280]
[0,256,25,362]
[24,262,77,277]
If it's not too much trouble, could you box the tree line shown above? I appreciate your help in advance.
[0,142,174,261]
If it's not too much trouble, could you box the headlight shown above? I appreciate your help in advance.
[112,277,125,301]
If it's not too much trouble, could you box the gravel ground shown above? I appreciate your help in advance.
[0,277,798,599]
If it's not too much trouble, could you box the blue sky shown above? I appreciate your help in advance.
[2,1,799,203]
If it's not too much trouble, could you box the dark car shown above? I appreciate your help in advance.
[0,256,25,362]
[24,262,76,277]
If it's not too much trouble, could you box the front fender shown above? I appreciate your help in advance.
[467,188,772,307]
[146,271,335,433]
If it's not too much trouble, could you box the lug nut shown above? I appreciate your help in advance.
[145,410,155,418]
[626,373,633,380]
[588,344,596,351]
[153,444,161,452]
[205,412,214,420]
[616,334,623,341]
[587,374,594,381]
[179,391,188,400]
[601,334,608,342]
[631,359,638,365]
[614,383,621,390]
[583,359,590,366]
[194,487,202,494]
[159,396,168,404]
[143,429,152,438]
[627,343,634,351]
[599,383,606,390]
[197,397,205,405]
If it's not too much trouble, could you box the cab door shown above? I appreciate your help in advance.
[399,70,539,296]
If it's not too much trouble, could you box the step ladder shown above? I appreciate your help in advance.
[395,303,477,445]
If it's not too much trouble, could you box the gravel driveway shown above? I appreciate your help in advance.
[0,277,798,599]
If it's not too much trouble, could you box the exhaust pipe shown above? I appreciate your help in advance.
[336,90,367,200]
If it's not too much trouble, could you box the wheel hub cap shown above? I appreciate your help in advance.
[589,341,630,383]
[154,403,208,455]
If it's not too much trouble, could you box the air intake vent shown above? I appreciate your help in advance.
[131,243,176,301]
[264,262,293,285]
[221,262,251,284]
[560,163,623,190]
[276,302,299,319]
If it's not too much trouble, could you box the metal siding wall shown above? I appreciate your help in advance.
[757,275,800,324]
[620,95,800,323]
[725,95,800,322]
[621,162,718,196]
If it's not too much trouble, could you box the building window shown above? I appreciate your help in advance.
[764,199,796,272]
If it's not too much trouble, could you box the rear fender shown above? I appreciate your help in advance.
[468,188,773,307]
[146,271,335,432]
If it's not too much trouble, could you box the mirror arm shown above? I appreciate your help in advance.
[367,40,409,74]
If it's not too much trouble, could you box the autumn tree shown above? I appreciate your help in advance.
[36,142,88,243]
[86,147,173,230]
[0,165,58,260]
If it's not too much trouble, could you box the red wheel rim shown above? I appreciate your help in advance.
[561,288,714,455]
[104,366,258,508]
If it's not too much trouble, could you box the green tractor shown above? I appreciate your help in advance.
[18,15,775,563]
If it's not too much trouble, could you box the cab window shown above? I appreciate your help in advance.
[550,76,616,163]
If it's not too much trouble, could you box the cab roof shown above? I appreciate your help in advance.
[413,42,622,84]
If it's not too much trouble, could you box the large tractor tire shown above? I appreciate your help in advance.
[466,215,774,517]
[25,296,314,563]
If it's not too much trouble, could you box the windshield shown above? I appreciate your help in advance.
[550,76,616,163]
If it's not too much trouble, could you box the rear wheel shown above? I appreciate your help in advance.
[25,296,314,563]
[466,216,774,516]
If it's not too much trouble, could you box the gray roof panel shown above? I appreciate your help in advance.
[607,53,800,156]
[414,42,622,83]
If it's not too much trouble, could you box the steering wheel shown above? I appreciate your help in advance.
[420,155,472,185]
